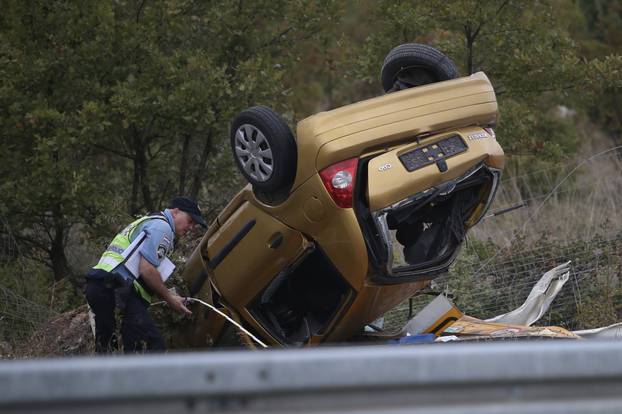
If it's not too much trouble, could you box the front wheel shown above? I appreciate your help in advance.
[230,106,297,195]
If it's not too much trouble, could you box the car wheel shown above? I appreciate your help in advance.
[381,43,459,93]
[230,106,297,194]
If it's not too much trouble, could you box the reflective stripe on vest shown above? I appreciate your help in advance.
[93,214,169,302]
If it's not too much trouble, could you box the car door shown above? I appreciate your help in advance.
[205,200,309,312]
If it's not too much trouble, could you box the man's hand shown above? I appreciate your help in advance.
[166,293,192,316]
[139,257,192,316]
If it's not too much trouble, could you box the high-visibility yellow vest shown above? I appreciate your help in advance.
[93,214,170,302]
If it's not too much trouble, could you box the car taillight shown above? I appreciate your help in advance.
[484,127,496,140]
[319,158,358,208]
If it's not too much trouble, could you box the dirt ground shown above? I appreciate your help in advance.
[16,305,94,358]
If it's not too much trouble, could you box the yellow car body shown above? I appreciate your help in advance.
[181,71,504,347]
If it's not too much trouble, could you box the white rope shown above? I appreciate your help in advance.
[151,298,269,348]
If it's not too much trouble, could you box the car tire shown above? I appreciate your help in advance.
[381,43,459,93]
[230,106,297,195]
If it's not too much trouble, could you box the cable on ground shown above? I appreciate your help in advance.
[151,297,268,348]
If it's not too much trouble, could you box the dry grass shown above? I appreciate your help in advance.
[473,131,622,246]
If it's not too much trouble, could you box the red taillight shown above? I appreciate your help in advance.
[319,158,358,208]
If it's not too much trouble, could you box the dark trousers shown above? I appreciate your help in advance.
[85,278,165,353]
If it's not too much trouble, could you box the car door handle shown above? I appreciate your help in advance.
[268,232,283,249]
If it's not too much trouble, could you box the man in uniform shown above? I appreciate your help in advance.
[85,197,207,353]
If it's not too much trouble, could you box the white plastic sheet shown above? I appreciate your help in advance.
[485,261,571,326]
[574,322,622,339]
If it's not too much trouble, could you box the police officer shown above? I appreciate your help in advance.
[85,197,207,353]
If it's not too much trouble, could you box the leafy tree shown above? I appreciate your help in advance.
[576,0,622,140]
[81,0,343,212]
[0,0,343,283]
[0,1,121,281]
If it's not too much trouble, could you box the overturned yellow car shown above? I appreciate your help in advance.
[180,44,504,347]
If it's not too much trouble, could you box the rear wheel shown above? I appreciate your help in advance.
[230,106,297,196]
[381,43,459,93]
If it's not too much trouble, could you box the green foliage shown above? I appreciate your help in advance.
[576,0,622,137]
[3,0,619,285]
[0,0,343,283]
[1,1,119,281]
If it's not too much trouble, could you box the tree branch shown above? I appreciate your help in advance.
[262,26,294,48]
[503,83,577,96]
[147,139,172,160]
[141,114,159,145]
[178,133,192,194]
[136,0,147,23]
[190,129,214,199]
[479,28,535,38]
[13,233,51,254]
[38,215,55,243]
[91,143,134,159]
[495,0,511,17]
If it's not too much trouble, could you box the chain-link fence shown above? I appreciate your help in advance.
[0,284,58,344]
[384,234,622,331]
[0,217,60,355]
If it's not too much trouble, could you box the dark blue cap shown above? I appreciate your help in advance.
[169,197,207,228]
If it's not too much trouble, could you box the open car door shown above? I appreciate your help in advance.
[205,199,310,344]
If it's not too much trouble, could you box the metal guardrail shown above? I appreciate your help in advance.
[2,340,622,413]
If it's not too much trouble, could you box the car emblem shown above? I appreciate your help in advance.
[378,163,392,172]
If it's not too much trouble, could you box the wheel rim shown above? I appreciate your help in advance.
[234,124,274,182]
